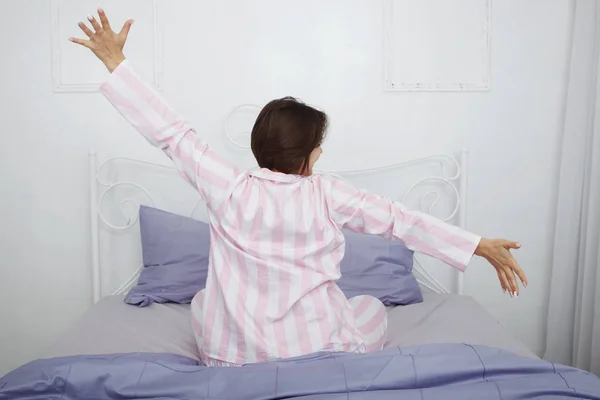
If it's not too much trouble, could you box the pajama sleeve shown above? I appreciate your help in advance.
[323,175,481,271]
[99,59,241,211]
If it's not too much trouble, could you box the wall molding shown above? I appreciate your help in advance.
[51,0,163,93]
[383,0,491,92]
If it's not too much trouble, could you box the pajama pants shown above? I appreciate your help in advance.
[347,295,389,353]
[191,291,388,367]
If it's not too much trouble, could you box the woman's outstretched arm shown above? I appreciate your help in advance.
[322,175,527,297]
[70,8,241,210]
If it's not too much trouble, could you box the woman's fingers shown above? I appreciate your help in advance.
[510,259,528,287]
[503,240,521,250]
[500,247,525,295]
[498,265,520,297]
[87,14,102,33]
[509,255,528,287]
[78,21,94,38]
[503,249,528,288]
[497,268,511,295]
[496,269,508,293]
[119,19,134,39]
[97,8,111,31]
[68,37,91,48]
[505,264,519,296]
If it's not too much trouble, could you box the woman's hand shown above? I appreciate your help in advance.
[69,8,133,73]
[475,238,527,297]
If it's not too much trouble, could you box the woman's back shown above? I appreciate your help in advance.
[194,169,365,365]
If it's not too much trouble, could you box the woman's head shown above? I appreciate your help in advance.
[251,97,328,176]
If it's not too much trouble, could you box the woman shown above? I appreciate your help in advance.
[70,9,527,367]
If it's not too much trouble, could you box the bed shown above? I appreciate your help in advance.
[2,150,599,399]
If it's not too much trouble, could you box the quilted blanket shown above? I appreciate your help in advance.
[1,343,599,399]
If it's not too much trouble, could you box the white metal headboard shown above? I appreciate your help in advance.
[89,150,470,304]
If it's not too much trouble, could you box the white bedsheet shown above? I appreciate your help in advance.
[385,292,536,358]
[46,292,536,361]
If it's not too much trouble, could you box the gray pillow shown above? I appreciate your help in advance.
[126,206,422,307]
[337,229,423,306]
[124,205,210,307]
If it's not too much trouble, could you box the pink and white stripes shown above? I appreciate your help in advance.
[100,60,481,367]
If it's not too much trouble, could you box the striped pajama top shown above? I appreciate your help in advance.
[100,59,481,365]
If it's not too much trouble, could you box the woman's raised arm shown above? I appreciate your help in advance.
[70,8,241,210]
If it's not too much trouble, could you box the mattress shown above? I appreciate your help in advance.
[46,292,536,361]
[385,292,536,358]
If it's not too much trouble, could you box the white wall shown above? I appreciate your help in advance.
[0,0,572,375]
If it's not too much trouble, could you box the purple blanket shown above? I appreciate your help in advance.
[1,344,599,399]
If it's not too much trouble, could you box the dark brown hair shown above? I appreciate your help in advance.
[251,96,328,175]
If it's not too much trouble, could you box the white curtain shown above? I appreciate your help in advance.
[544,0,600,376]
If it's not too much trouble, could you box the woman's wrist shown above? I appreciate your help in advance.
[474,238,490,257]
[104,54,126,73]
